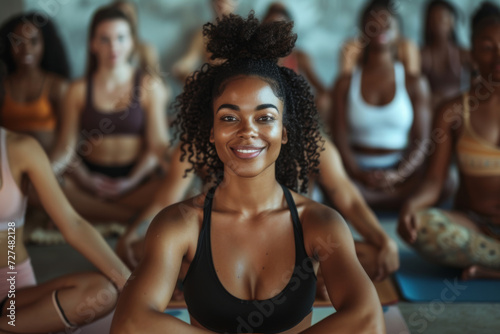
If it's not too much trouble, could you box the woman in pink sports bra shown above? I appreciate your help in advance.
[0,126,130,332]
[399,2,500,280]
[50,5,169,224]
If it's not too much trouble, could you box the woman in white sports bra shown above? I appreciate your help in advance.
[331,0,431,210]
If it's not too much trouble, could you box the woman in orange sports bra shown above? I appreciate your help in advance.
[50,5,169,224]
[398,2,500,280]
[0,13,69,152]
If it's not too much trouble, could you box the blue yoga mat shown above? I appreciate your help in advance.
[394,251,500,302]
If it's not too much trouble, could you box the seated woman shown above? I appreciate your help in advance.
[112,13,384,334]
[262,3,330,117]
[0,127,130,333]
[50,6,169,223]
[421,0,471,110]
[398,2,500,280]
[331,0,431,210]
[0,13,69,152]
[339,0,420,77]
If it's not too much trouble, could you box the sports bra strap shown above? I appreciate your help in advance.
[280,184,301,229]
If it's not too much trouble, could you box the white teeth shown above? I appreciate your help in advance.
[236,149,260,153]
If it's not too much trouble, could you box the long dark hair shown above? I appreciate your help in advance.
[86,6,138,76]
[0,12,70,78]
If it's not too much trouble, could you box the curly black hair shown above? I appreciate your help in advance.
[0,12,70,78]
[172,12,323,194]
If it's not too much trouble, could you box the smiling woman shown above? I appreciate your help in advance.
[112,12,384,334]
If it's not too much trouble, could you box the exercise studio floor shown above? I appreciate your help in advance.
[27,218,500,334]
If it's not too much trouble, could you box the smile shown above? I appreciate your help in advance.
[230,147,265,159]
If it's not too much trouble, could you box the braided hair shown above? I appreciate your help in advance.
[172,12,323,194]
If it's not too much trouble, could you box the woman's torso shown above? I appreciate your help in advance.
[454,93,500,223]
[347,61,414,156]
[79,68,146,166]
[0,128,29,267]
[1,72,57,151]
[421,44,469,108]
[181,186,319,333]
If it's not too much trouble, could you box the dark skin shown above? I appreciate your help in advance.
[115,138,399,303]
[421,4,470,110]
[111,76,384,334]
[3,23,67,152]
[332,9,431,210]
[399,23,500,280]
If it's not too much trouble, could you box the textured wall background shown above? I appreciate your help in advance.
[1,0,498,89]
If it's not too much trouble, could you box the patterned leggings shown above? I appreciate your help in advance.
[413,208,500,270]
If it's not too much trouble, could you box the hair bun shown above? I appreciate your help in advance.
[203,11,297,62]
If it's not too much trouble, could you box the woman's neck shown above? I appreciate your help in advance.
[12,66,42,79]
[215,166,284,216]
[365,46,394,70]
[94,63,133,83]
[429,34,453,48]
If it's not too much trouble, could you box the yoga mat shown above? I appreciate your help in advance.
[166,305,409,334]
[394,250,500,302]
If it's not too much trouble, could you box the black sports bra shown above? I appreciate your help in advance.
[182,184,317,333]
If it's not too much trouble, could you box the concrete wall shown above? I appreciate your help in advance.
[1,0,498,88]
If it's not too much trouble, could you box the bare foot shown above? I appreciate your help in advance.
[462,265,500,280]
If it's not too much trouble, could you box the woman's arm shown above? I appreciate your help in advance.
[47,74,69,136]
[296,51,326,94]
[389,75,432,185]
[49,80,85,175]
[116,144,197,267]
[317,139,399,280]
[172,29,204,83]
[399,39,421,76]
[111,202,213,334]
[339,39,362,75]
[398,97,459,243]
[331,75,364,180]
[301,205,384,333]
[15,134,131,288]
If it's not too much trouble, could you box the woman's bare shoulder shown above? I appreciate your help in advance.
[290,190,345,230]
[147,193,207,238]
